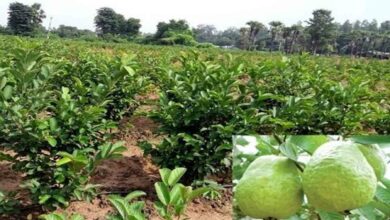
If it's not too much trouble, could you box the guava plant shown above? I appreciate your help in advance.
[0,45,139,210]
[154,167,213,220]
[141,51,249,180]
[39,213,85,220]
[107,190,147,220]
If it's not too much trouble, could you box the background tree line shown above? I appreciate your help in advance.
[1,2,389,57]
[194,9,390,57]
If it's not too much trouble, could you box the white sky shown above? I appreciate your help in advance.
[0,0,389,33]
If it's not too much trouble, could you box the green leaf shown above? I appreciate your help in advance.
[0,77,7,90]
[350,136,390,145]
[38,194,51,204]
[381,178,390,189]
[129,201,145,212]
[56,157,72,166]
[2,85,13,100]
[287,135,328,154]
[53,195,69,206]
[46,136,57,147]
[235,136,249,146]
[0,152,14,162]
[49,118,58,131]
[279,142,298,161]
[129,202,146,220]
[375,185,390,204]
[170,184,184,205]
[97,142,126,160]
[108,195,128,219]
[369,200,390,216]
[317,210,344,220]
[154,201,167,218]
[188,187,210,201]
[70,214,85,220]
[125,190,146,201]
[124,66,135,76]
[154,182,170,206]
[159,168,172,185]
[168,167,187,186]
[39,213,65,220]
[358,204,379,220]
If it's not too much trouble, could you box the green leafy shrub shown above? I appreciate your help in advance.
[0,191,20,215]
[107,191,146,220]
[50,52,147,121]
[141,51,247,180]
[154,167,213,220]
[245,55,386,134]
[0,45,137,209]
[39,212,85,220]
[159,31,197,46]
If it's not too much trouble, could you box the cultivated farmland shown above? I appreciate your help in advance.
[0,35,389,219]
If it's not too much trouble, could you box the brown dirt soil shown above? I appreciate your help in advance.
[0,162,22,192]
[0,115,232,220]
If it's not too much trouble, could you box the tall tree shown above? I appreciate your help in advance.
[155,19,191,39]
[0,25,8,34]
[246,21,265,50]
[269,21,284,51]
[193,24,217,43]
[238,27,250,50]
[215,27,240,47]
[94,7,141,37]
[54,25,95,38]
[7,2,46,35]
[368,19,378,32]
[154,19,195,45]
[121,18,141,36]
[341,20,353,33]
[306,9,335,54]
[31,3,45,25]
[353,20,361,30]
[361,19,371,31]
[380,21,390,33]
[95,7,122,35]
[282,25,302,53]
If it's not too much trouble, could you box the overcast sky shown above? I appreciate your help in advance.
[0,0,389,33]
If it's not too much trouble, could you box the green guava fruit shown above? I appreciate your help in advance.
[235,155,303,219]
[303,141,377,212]
[358,144,387,181]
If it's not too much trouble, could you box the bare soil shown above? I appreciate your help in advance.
[0,114,232,219]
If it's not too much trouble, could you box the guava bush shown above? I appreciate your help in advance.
[141,51,249,180]
[233,135,390,220]
[0,39,146,210]
[141,50,389,181]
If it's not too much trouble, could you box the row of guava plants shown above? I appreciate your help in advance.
[244,54,389,134]
[0,42,147,213]
[37,167,220,220]
[233,135,390,219]
[140,50,389,183]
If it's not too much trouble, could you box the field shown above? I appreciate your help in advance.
[0,35,389,219]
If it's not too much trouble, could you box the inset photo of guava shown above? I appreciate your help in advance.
[233,135,390,220]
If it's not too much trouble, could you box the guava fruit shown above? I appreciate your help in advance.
[235,155,303,219]
[303,141,377,212]
[358,144,387,180]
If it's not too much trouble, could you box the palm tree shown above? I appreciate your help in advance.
[269,21,284,52]
[246,21,265,50]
